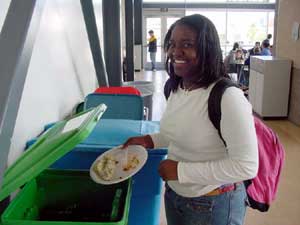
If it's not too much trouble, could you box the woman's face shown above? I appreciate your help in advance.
[167,24,199,79]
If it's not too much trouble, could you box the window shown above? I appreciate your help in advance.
[144,0,275,3]
[143,0,275,56]
[227,10,274,49]
[186,9,274,55]
[186,10,226,44]
[146,17,162,62]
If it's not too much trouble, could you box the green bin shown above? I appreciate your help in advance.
[0,105,132,225]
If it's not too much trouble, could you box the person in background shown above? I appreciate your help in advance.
[148,30,157,72]
[254,46,262,55]
[261,41,272,56]
[235,49,245,64]
[242,42,261,87]
[248,41,261,56]
[123,14,258,225]
[227,42,240,73]
[235,49,245,84]
[262,33,272,46]
[245,41,261,67]
[270,45,273,55]
[238,42,249,57]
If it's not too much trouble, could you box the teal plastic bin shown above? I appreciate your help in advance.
[0,105,133,225]
[84,94,144,120]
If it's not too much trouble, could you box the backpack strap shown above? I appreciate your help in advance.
[208,78,238,146]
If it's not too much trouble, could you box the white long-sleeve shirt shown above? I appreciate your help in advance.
[151,84,258,197]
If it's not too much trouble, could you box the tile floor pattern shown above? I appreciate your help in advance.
[135,70,300,225]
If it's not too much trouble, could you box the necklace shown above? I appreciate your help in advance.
[182,82,199,92]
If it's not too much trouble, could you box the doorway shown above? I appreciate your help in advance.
[143,10,185,71]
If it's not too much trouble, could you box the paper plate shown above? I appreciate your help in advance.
[90,145,148,185]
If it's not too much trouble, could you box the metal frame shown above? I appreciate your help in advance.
[143,9,185,70]
[0,0,45,187]
[143,3,275,10]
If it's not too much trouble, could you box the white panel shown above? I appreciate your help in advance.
[8,0,98,165]
[134,44,142,70]
[248,69,256,110]
[55,0,98,95]
[250,56,292,117]
[255,72,264,116]
[93,0,104,50]
[0,0,11,33]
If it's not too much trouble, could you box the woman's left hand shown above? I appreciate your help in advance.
[158,159,178,181]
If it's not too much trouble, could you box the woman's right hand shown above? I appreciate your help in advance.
[122,135,154,149]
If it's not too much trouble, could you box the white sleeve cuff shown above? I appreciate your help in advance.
[150,133,169,148]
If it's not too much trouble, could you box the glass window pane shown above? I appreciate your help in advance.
[186,10,226,43]
[167,17,180,30]
[144,0,275,2]
[267,12,274,45]
[186,9,274,56]
[144,0,227,2]
[227,10,274,51]
[186,10,226,56]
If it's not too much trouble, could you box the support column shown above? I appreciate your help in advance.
[134,0,142,45]
[125,0,134,81]
[80,0,109,86]
[102,0,122,86]
[134,0,143,71]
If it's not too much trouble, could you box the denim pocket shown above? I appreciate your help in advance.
[234,183,248,207]
[185,197,213,213]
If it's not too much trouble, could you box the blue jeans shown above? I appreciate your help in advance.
[149,52,156,70]
[164,183,247,225]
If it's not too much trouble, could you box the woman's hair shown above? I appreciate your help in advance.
[163,14,227,97]
[236,49,243,55]
[267,34,272,39]
[262,41,270,48]
[232,42,240,50]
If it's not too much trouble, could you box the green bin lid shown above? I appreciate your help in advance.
[0,104,107,201]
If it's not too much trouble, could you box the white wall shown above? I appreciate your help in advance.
[7,0,99,165]
[94,0,104,50]
[0,0,11,33]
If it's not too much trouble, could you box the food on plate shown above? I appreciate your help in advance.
[123,154,140,171]
[94,155,117,181]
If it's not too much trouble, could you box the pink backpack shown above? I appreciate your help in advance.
[208,78,285,212]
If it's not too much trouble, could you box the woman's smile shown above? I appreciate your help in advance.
[174,59,187,64]
[173,59,191,73]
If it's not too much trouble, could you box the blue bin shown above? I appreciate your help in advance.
[49,119,167,225]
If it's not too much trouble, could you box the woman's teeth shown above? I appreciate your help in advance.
[174,60,186,64]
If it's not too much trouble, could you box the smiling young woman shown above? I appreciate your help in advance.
[123,14,258,225]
